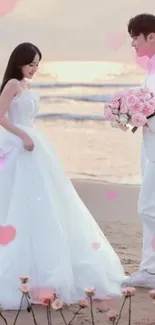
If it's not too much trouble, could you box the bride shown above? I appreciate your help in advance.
[0,42,125,310]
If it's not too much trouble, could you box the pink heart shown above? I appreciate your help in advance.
[104,31,126,51]
[92,242,100,249]
[106,191,117,200]
[30,287,55,304]
[0,155,7,168]
[0,225,16,245]
[151,236,155,252]
[0,0,21,17]
[0,148,12,168]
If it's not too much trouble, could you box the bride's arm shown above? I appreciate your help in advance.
[0,79,27,139]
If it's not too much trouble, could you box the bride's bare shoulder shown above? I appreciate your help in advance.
[5,79,19,88]
[2,79,20,95]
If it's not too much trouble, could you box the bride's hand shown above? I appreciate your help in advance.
[22,133,34,151]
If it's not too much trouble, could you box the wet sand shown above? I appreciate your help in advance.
[36,118,142,184]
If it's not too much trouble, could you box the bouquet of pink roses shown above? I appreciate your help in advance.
[104,87,155,132]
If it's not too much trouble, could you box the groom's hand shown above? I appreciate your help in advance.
[119,123,128,131]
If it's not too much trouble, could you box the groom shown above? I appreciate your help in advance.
[124,13,155,288]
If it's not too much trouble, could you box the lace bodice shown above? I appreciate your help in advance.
[8,90,39,127]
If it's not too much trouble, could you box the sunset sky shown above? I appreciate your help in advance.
[0,0,155,80]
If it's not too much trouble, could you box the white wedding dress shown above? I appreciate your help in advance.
[0,89,125,310]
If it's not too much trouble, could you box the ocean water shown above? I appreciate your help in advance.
[34,82,140,121]
[33,81,142,185]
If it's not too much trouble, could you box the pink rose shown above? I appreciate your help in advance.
[51,298,63,310]
[85,287,96,297]
[104,106,112,120]
[131,113,147,127]
[148,99,155,111]
[149,99,155,106]
[111,100,120,109]
[142,93,152,101]
[123,89,138,98]
[139,87,151,95]
[41,295,55,306]
[112,108,119,114]
[120,106,128,114]
[122,287,136,297]
[20,284,30,294]
[137,88,152,101]
[79,300,89,308]
[129,102,143,115]
[126,94,139,108]
[111,114,119,121]
[120,96,128,113]
[20,276,29,284]
[142,102,154,116]
[143,87,150,93]
[149,289,155,300]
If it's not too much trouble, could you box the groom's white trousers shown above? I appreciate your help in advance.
[138,147,155,273]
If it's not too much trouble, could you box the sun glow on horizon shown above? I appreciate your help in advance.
[39,61,127,82]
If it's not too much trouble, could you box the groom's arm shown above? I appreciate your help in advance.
[145,76,155,132]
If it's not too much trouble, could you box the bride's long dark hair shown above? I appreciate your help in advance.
[0,42,42,93]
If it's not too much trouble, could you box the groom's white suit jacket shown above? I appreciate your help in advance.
[142,55,155,163]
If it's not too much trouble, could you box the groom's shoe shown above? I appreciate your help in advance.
[122,269,155,288]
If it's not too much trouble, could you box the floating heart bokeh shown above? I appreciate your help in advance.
[106,190,117,200]
[92,242,100,249]
[0,0,21,17]
[30,287,55,304]
[0,148,12,168]
[0,150,7,168]
[104,31,126,51]
[0,225,16,245]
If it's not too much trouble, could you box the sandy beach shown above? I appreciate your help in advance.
[36,118,143,184]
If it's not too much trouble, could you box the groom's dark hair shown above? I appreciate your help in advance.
[128,13,155,38]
